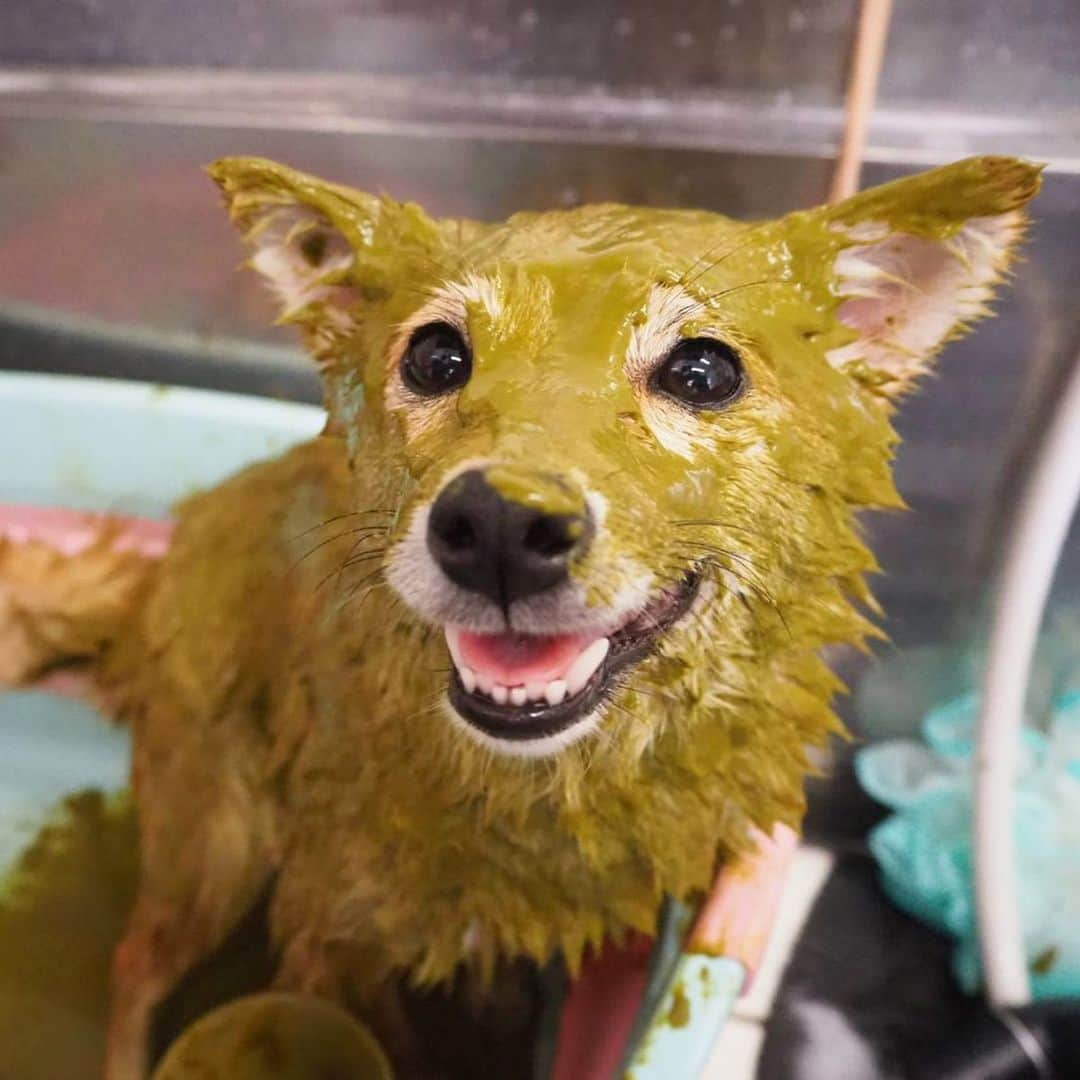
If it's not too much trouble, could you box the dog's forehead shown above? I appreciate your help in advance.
[457,206,753,352]
[486,202,745,267]
[461,268,641,414]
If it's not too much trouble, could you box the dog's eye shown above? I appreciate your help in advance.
[652,337,745,409]
[401,323,472,397]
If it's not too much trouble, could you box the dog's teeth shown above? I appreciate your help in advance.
[525,681,546,702]
[510,686,527,707]
[460,666,477,694]
[565,638,610,696]
[445,626,463,667]
[492,684,509,705]
[545,680,567,706]
[476,672,494,696]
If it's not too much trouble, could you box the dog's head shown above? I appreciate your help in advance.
[213,157,1040,760]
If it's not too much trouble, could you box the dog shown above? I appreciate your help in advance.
[0,155,1041,1077]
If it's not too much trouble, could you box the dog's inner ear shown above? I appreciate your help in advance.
[210,157,400,368]
[824,215,1021,395]
[815,157,1041,400]
[245,204,361,345]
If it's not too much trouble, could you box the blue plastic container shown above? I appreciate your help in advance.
[0,372,324,870]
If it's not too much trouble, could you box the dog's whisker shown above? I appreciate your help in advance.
[623,682,679,706]
[338,550,388,570]
[314,540,388,593]
[682,549,788,636]
[287,510,394,542]
[288,530,373,572]
[336,567,386,609]
[674,541,760,575]
[696,277,799,307]
[395,691,449,729]
[671,518,833,553]
[678,227,757,289]
[288,526,390,571]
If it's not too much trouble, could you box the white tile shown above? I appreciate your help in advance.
[702,1017,765,1080]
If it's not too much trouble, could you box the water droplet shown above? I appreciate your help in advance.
[788,9,809,32]
[675,30,694,49]
[519,8,539,31]
[615,16,635,36]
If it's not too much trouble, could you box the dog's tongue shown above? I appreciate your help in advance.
[457,629,590,686]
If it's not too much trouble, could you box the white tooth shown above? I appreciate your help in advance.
[492,684,509,705]
[510,686,527,706]
[476,672,494,696]
[460,666,477,693]
[525,681,546,701]
[565,638,610,696]
[545,680,567,706]
[445,626,463,667]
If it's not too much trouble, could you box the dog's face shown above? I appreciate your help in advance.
[213,157,1039,759]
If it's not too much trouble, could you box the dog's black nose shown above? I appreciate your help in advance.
[427,468,592,611]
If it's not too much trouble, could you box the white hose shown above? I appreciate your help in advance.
[975,353,1080,1008]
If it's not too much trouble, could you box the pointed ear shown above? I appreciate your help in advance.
[815,157,1042,399]
[208,156,438,367]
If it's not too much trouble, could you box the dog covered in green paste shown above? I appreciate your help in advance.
[95,156,1039,1078]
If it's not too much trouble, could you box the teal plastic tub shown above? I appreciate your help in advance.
[0,371,324,861]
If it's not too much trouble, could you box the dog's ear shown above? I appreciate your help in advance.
[801,157,1042,401]
[208,157,440,368]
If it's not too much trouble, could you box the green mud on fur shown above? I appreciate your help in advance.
[105,156,1040,998]
[484,464,585,517]
[0,791,137,1080]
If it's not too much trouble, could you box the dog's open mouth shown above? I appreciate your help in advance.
[445,570,700,741]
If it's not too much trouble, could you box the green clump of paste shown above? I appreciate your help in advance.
[152,992,392,1080]
[665,982,691,1030]
[0,791,137,1080]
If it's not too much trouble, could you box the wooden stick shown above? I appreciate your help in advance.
[829,0,895,203]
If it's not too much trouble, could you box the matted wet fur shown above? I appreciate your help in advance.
[2,157,1040,1077]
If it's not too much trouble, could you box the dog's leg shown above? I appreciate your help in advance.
[271,892,439,1079]
[106,863,274,1080]
[105,894,206,1080]
[105,769,274,1080]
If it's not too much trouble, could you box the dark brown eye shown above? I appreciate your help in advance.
[652,337,745,409]
[401,322,472,397]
